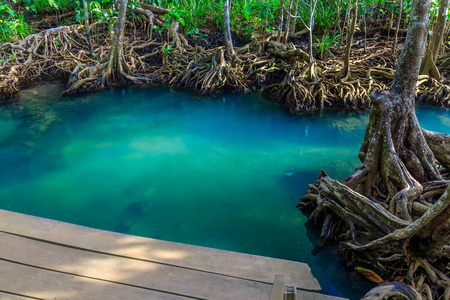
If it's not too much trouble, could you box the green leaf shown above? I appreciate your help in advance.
[178,17,185,27]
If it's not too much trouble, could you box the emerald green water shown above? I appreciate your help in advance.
[1,83,449,299]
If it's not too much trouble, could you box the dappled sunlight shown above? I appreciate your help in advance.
[112,236,190,261]
[150,248,190,260]
[31,290,79,299]
[75,255,159,282]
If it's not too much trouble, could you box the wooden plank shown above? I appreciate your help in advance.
[269,275,285,300]
[0,292,40,300]
[0,233,273,300]
[295,289,349,300]
[0,260,192,300]
[0,209,321,291]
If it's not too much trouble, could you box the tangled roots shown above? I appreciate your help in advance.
[176,48,248,95]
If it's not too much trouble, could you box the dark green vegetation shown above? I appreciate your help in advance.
[2,0,450,299]
[1,0,450,109]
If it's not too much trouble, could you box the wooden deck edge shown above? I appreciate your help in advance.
[0,209,321,291]
[0,233,273,299]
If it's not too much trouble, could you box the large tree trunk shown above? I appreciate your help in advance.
[345,0,440,205]
[65,0,147,92]
[299,0,450,297]
[420,0,450,79]
[99,0,131,85]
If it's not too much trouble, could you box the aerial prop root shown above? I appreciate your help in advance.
[64,43,150,94]
[300,173,450,298]
[262,68,326,112]
[176,48,248,95]
[0,25,88,99]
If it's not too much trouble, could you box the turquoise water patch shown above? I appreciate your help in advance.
[0,83,449,299]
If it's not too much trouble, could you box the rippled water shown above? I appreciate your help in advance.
[0,83,449,299]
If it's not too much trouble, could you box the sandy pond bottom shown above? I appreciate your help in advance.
[1,83,449,299]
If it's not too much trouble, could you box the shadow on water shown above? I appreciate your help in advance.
[280,168,320,197]
[0,83,449,299]
[304,220,376,298]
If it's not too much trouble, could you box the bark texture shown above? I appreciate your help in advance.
[420,0,450,79]
[224,0,236,58]
[342,0,358,80]
[299,0,450,298]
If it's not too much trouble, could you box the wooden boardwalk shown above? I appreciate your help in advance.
[0,209,347,300]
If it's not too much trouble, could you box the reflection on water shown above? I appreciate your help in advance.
[1,83,449,299]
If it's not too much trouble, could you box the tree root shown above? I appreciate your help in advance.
[299,89,450,299]
[362,282,422,300]
[176,48,248,95]
[262,68,325,112]
[0,25,88,99]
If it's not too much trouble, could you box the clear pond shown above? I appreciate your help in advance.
[1,83,449,299]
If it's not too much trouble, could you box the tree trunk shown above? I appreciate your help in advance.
[276,0,284,42]
[83,0,93,55]
[290,0,299,33]
[344,0,439,219]
[283,0,294,44]
[224,0,236,58]
[342,0,358,80]
[299,0,450,297]
[306,0,318,81]
[420,0,450,79]
[391,0,403,55]
[100,0,130,85]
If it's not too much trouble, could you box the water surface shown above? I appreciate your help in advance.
[1,83,449,299]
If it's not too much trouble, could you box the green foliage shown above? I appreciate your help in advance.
[74,0,119,29]
[164,9,186,27]
[0,0,437,45]
[186,27,208,44]
[0,0,33,42]
[31,0,73,12]
[164,0,211,32]
[163,44,173,55]
[146,0,164,7]
[315,1,337,34]
[314,31,340,59]
[163,0,281,37]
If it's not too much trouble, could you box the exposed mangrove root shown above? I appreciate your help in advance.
[299,91,450,299]
[362,282,422,300]
[0,25,88,99]
[262,68,325,111]
[176,48,248,95]
[299,7,450,292]
[62,0,173,93]
[4,0,450,108]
